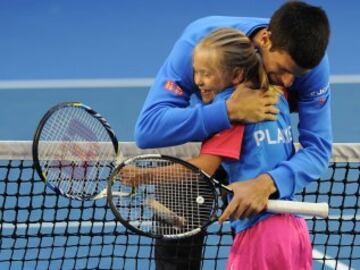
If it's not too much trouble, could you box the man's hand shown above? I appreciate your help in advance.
[226,84,279,123]
[218,174,277,223]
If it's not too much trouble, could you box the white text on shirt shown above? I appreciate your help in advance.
[253,126,292,147]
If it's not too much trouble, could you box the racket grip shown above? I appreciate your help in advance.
[267,200,329,218]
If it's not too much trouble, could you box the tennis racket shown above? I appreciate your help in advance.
[107,154,329,239]
[33,102,125,200]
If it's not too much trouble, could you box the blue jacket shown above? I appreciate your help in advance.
[135,16,332,198]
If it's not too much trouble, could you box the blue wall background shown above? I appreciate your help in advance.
[1,0,360,79]
[0,0,359,142]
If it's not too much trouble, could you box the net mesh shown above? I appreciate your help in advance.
[109,156,217,239]
[1,141,359,270]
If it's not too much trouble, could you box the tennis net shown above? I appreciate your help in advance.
[0,141,359,270]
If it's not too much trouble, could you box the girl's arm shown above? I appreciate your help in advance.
[188,154,223,177]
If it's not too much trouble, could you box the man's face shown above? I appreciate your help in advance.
[256,30,310,88]
[261,47,309,88]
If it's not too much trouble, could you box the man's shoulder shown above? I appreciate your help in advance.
[187,16,268,25]
[292,54,330,96]
[182,16,269,38]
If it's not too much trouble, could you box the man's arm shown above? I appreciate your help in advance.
[135,37,232,148]
[135,62,279,149]
[135,84,231,148]
[268,55,332,199]
[135,21,279,149]
[219,91,331,220]
[136,82,279,149]
[218,56,332,221]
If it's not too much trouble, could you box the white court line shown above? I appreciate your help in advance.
[0,78,154,89]
[0,75,359,89]
[331,75,360,84]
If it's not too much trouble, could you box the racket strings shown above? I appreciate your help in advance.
[110,157,216,237]
[38,107,116,199]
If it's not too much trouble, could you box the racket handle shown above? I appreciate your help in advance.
[267,200,329,218]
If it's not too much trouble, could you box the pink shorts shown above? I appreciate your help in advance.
[226,214,312,270]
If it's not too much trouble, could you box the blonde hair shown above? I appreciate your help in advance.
[196,28,269,90]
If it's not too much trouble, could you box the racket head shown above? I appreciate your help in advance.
[32,102,119,200]
[107,154,219,239]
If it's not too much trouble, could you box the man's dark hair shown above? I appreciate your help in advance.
[269,1,330,69]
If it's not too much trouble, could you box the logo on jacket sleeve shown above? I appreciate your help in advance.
[308,82,329,97]
[164,80,184,96]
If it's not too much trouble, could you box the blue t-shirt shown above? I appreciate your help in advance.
[202,87,295,232]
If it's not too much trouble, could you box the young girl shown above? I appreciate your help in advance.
[126,28,313,269]
[188,28,312,270]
